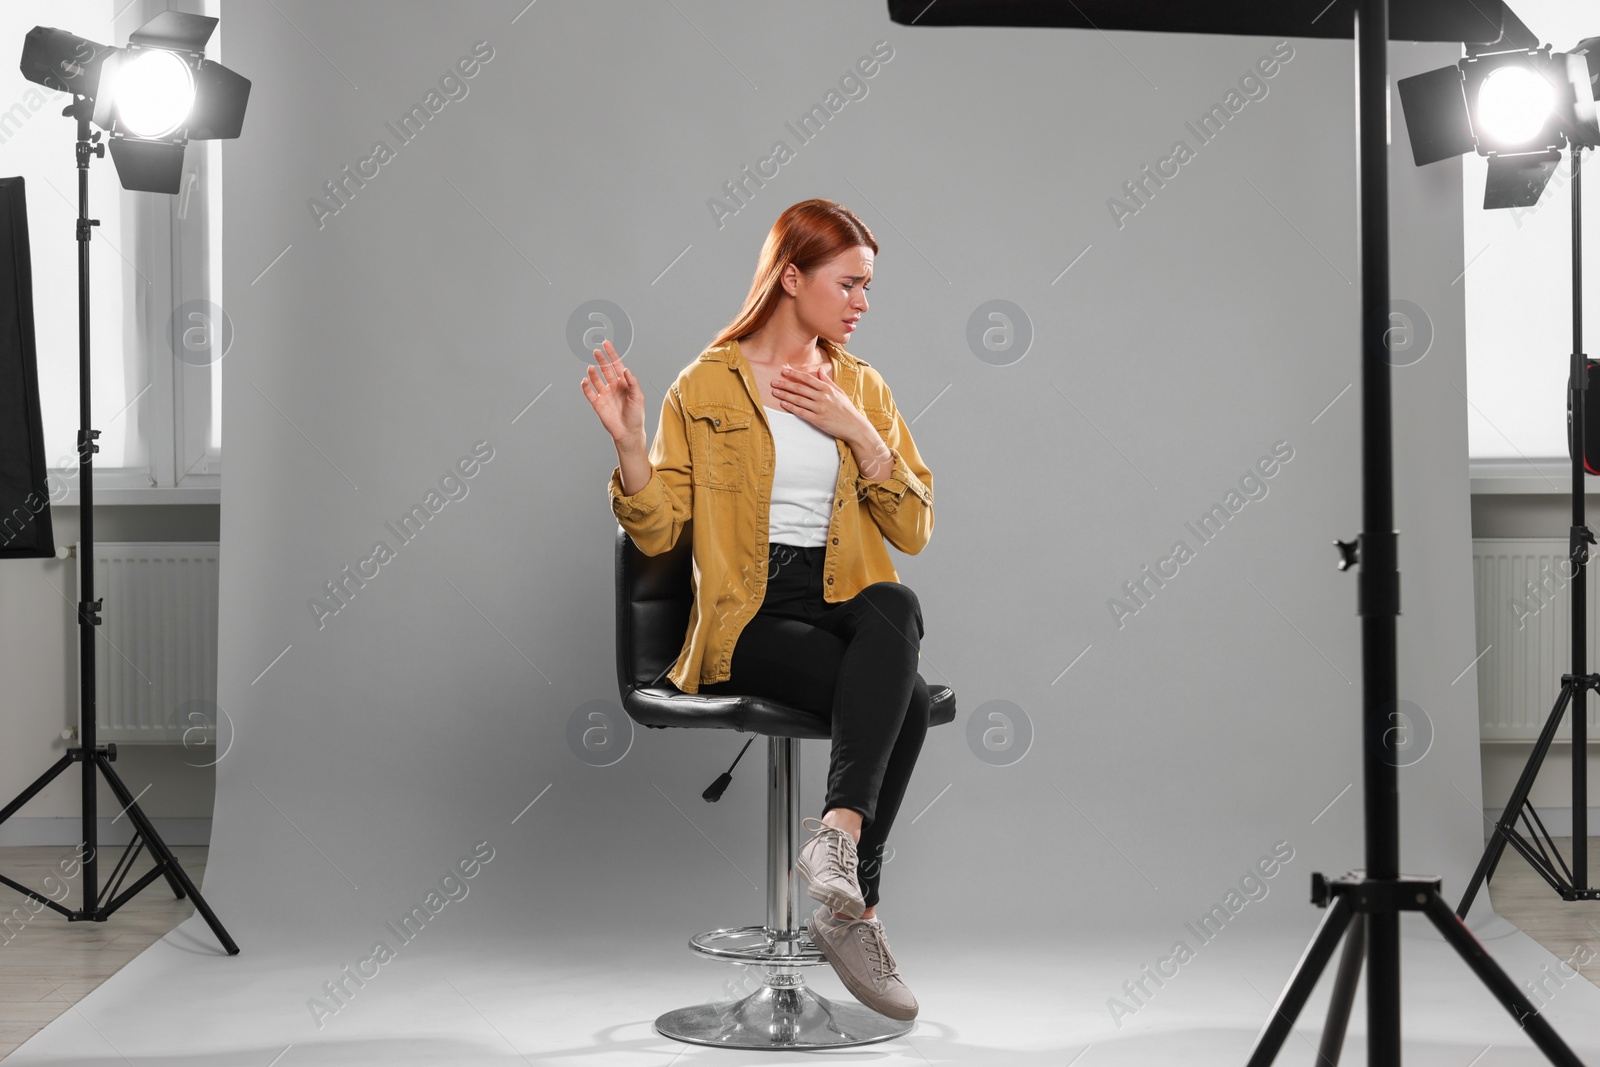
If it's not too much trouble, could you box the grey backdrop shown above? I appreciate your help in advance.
[185,0,1487,986]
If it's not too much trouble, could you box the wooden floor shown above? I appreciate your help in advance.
[0,840,1597,1058]
[1477,836,1600,988]
[0,844,208,1060]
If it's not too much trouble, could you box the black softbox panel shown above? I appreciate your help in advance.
[0,177,58,559]
[884,0,1508,42]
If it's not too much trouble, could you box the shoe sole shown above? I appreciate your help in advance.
[809,917,919,1022]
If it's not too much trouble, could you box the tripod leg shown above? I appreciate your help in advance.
[94,753,239,955]
[1458,683,1576,919]
[1316,912,1366,1066]
[0,754,75,826]
[1421,890,1585,1066]
[1246,894,1358,1067]
[96,759,185,900]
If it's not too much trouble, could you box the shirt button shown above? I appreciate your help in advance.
[831,537,838,545]
[826,577,833,585]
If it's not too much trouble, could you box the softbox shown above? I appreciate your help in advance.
[0,177,58,559]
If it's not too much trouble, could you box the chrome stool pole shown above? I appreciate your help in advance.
[654,735,913,1048]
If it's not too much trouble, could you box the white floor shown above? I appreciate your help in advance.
[9,909,1600,1065]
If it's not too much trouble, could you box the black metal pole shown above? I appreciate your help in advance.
[1571,148,1588,893]
[74,104,98,916]
[1244,895,1360,1065]
[1355,1,1402,1061]
[1421,894,1587,1065]
[1318,913,1367,1067]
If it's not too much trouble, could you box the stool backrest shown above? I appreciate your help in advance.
[614,518,695,695]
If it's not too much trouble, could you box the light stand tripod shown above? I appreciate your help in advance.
[1245,2,1582,1063]
[1455,144,1599,920]
[0,99,236,956]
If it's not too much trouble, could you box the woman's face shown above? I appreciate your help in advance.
[787,244,872,347]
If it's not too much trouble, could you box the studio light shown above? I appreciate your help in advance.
[18,11,249,194]
[1405,11,1600,933]
[0,9,245,955]
[1397,9,1600,208]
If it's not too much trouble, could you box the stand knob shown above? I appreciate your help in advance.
[1334,539,1359,571]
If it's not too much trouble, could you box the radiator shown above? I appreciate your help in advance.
[1473,537,1600,742]
[76,541,221,745]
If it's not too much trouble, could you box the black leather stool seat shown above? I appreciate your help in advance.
[627,682,956,738]
[616,518,952,737]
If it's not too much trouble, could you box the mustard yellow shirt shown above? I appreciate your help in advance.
[607,337,934,694]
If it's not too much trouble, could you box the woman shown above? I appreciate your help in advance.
[582,199,934,1022]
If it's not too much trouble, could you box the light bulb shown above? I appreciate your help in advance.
[1477,64,1554,146]
[110,48,195,139]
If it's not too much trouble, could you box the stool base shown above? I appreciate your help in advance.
[655,971,913,1049]
[656,736,913,1049]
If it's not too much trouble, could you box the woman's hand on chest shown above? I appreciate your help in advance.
[769,364,874,446]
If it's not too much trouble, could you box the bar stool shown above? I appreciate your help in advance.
[614,519,956,1049]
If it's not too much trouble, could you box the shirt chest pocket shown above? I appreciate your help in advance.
[846,407,894,496]
[684,401,753,492]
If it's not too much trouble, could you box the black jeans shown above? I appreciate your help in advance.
[699,542,931,909]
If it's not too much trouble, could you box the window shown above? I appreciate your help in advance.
[2,0,223,503]
[1461,10,1600,471]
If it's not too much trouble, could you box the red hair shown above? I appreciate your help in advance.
[709,199,878,351]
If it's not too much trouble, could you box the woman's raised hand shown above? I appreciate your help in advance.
[581,339,646,446]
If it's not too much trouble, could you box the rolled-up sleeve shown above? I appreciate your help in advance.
[857,396,933,555]
[608,382,693,555]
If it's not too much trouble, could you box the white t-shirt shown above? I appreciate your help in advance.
[765,405,840,547]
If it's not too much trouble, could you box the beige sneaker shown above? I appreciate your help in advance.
[794,816,865,918]
[808,904,919,1021]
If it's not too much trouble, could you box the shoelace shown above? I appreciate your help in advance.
[827,827,858,880]
[803,818,859,881]
[858,921,902,980]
